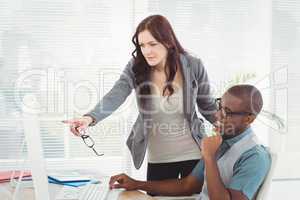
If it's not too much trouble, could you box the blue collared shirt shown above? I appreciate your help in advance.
[191,127,271,200]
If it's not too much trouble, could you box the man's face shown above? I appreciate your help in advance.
[215,92,251,138]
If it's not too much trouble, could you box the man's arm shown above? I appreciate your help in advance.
[204,156,230,200]
[202,135,249,200]
[109,173,203,196]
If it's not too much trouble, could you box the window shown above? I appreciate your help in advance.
[0,0,136,175]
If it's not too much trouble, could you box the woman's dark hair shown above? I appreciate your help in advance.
[131,15,185,107]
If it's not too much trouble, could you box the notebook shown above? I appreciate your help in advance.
[48,171,91,183]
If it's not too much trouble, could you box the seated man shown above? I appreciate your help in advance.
[109,84,271,200]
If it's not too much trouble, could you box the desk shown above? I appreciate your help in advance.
[0,182,154,200]
[0,182,198,200]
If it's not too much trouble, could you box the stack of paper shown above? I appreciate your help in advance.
[0,171,32,183]
[48,171,92,187]
[0,170,97,187]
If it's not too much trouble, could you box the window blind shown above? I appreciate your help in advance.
[0,0,135,175]
[270,0,300,179]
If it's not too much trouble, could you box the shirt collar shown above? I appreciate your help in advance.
[223,127,253,147]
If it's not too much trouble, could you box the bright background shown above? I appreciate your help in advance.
[0,0,299,199]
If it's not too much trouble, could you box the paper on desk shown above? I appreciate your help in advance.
[48,170,91,183]
[0,171,32,183]
[48,179,91,187]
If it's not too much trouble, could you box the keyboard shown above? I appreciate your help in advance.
[56,179,117,200]
[79,183,109,200]
[55,185,80,200]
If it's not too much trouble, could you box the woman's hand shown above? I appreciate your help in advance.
[62,116,94,136]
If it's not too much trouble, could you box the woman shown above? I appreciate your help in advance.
[64,15,216,183]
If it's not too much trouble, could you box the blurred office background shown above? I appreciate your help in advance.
[0,0,299,199]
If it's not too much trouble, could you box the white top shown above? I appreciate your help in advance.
[148,87,201,163]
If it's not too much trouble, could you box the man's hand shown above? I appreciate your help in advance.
[109,173,139,190]
[201,131,222,159]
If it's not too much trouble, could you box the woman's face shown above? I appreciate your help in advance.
[138,30,168,69]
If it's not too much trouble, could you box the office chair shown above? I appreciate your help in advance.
[256,151,277,200]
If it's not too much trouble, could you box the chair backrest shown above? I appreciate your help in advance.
[256,151,277,200]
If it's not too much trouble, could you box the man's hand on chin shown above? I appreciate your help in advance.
[201,128,222,160]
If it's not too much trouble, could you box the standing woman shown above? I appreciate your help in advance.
[64,15,216,184]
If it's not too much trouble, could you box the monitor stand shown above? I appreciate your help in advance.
[22,113,50,200]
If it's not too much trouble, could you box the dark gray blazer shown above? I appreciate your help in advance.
[86,53,216,169]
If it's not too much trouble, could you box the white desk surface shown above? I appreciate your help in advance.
[0,182,154,200]
[0,182,198,200]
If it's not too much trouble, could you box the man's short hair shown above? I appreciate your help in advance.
[227,84,263,115]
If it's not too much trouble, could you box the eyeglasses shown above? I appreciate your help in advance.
[215,98,254,117]
[80,134,104,156]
